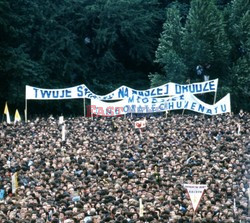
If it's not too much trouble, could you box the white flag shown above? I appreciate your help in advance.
[59,116,64,125]
[184,184,207,212]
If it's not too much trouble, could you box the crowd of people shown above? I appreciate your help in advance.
[0,111,249,223]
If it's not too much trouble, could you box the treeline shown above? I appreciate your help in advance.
[0,0,249,116]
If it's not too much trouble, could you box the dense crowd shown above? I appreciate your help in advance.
[0,111,249,223]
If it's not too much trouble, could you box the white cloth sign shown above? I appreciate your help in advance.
[184,184,207,212]
[135,120,147,129]
[25,79,218,100]
[90,93,231,116]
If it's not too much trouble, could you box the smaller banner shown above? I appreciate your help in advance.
[11,172,18,194]
[90,93,231,116]
[135,119,147,129]
[14,109,21,123]
[184,184,207,212]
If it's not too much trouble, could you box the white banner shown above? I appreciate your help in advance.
[25,79,218,100]
[184,184,207,212]
[90,93,230,116]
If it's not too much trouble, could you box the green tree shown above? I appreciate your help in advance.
[154,5,187,84]
[226,0,250,111]
[182,0,231,81]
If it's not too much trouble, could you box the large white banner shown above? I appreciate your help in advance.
[90,93,231,116]
[25,79,218,100]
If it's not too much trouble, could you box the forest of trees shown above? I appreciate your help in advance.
[0,0,249,116]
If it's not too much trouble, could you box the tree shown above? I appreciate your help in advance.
[154,5,187,84]
[182,0,231,81]
[226,0,250,111]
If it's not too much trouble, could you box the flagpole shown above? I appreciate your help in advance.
[25,99,27,123]
[213,90,217,105]
[83,98,86,117]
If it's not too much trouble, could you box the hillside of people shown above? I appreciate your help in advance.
[0,112,249,222]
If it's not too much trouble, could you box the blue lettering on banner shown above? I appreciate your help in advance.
[151,89,156,96]
[118,87,128,98]
[33,88,39,98]
[168,102,174,110]
[77,86,83,97]
[142,98,149,103]
[151,104,156,112]
[206,109,212,115]
[41,90,52,98]
[130,105,136,113]
[132,90,137,95]
[138,91,144,96]
[191,102,197,110]
[137,96,141,103]
[145,90,150,97]
[175,84,181,94]
[84,88,91,96]
[198,104,205,113]
[203,83,209,92]
[52,91,59,98]
[182,85,189,93]
[214,107,218,114]
[164,84,169,95]
[123,106,129,113]
[195,84,202,93]
[157,88,163,96]
[176,101,182,109]
[184,101,189,109]
[209,81,215,91]
[60,90,65,98]
[66,90,71,98]
[151,98,157,104]
[221,104,226,112]
[159,104,165,110]
[180,95,185,100]
[137,105,144,113]
[189,85,195,93]
[145,105,152,113]
[128,96,134,103]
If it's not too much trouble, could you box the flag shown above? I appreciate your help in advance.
[59,116,64,125]
[14,109,21,123]
[135,119,147,129]
[11,172,18,194]
[4,102,11,124]
[184,184,207,212]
